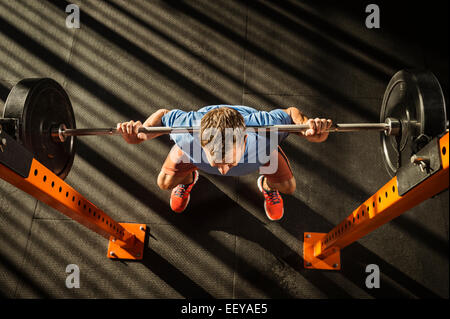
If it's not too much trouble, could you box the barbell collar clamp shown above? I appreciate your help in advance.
[384,117,401,136]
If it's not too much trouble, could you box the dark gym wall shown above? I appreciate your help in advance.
[0,0,448,298]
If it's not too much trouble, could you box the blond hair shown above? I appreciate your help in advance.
[200,107,246,162]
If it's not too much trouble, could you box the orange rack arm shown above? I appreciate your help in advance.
[304,132,449,270]
[0,157,146,260]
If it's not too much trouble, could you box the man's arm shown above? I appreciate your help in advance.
[283,107,308,125]
[282,107,332,143]
[117,108,170,144]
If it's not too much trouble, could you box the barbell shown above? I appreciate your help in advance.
[53,121,396,139]
[1,69,447,180]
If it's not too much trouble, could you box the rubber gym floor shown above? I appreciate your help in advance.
[0,0,448,299]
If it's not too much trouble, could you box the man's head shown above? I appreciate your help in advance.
[200,107,246,175]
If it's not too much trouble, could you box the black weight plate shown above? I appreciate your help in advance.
[3,78,76,180]
[380,70,447,177]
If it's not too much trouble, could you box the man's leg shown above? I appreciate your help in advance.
[262,146,295,194]
[258,146,295,220]
[157,170,194,190]
[159,145,199,213]
[263,176,296,195]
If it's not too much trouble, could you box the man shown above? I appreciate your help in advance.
[117,105,331,221]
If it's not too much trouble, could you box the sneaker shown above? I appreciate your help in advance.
[170,170,199,213]
[257,176,284,221]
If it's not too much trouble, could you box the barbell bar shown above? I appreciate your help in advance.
[52,120,397,143]
[1,69,447,180]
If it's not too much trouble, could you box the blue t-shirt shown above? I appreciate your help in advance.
[161,105,292,176]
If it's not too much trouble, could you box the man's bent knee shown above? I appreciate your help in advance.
[157,171,176,190]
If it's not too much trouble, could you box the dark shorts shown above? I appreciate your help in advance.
[161,145,294,183]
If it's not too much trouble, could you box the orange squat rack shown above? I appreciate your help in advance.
[304,132,449,270]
